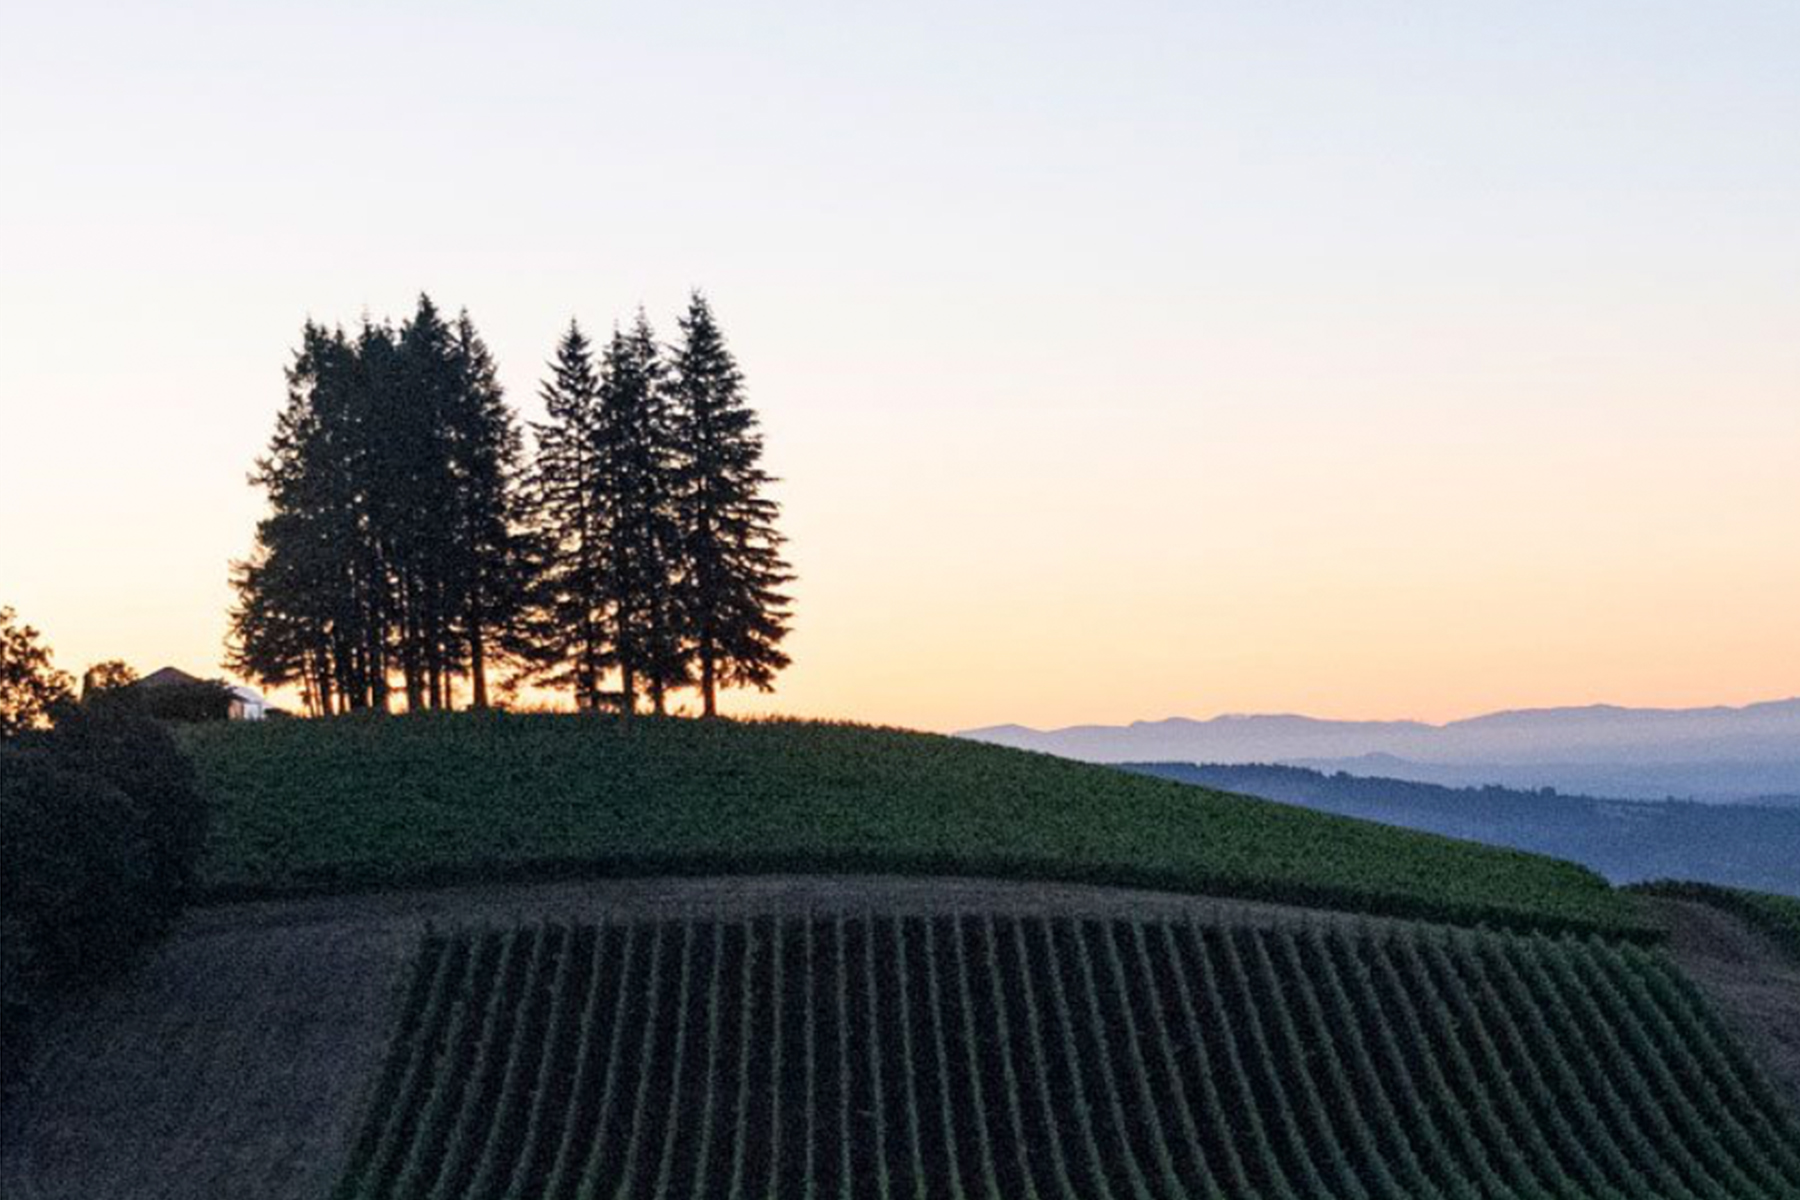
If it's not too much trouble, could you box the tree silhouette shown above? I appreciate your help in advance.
[229,296,532,714]
[446,311,533,709]
[595,313,688,714]
[80,660,139,698]
[0,607,73,737]
[231,291,793,717]
[529,321,612,708]
[667,293,792,715]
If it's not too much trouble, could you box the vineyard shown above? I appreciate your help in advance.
[333,913,1800,1200]
[183,714,1651,938]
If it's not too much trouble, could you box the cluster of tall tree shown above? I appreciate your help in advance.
[229,292,791,717]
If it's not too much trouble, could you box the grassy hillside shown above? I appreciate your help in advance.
[334,914,1800,1200]
[1631,881,1800,962]
[183,713,1650,938]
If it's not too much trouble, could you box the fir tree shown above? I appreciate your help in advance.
[394,295,463,709]
[595,313,687,715]
[230,296,534,715]
[529,321,611,708]
[447,311,533,709]
[230,320,378,714]
[349,318,403,711]
[667,291,792,715]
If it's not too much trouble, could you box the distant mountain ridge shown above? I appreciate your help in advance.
[959,697,1800,801]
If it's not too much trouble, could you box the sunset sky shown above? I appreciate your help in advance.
[3,2,1797,732]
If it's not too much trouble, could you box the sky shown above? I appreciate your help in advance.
[2,1,1797,732]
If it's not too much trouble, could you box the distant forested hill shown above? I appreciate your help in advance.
[1124,761,1800,897]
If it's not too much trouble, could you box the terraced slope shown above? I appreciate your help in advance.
[184,714,1650,937]
[333,914,1800,1200]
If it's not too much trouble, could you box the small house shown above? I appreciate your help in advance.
[137,667,266,721]
[227,685,267,721]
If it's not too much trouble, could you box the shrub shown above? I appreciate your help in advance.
[136,678,234,724]
[48,696,210,905]
[0,754,155,981]
[0,703,207,1085]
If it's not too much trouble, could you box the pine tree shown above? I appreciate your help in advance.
[446,311,533,709]
[349,318,403,711]
[529,321,611,708]
[230,320,378,714]
[667,292,793,716]
[231,296,536,715]
[394,295,463,709]
[595,313,687,715]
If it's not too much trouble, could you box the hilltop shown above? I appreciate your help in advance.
[179,712,1648,938]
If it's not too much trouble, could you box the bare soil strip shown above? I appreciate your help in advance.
[1647,895,1800,1113]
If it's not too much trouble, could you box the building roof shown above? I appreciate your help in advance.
[137,666,207,689]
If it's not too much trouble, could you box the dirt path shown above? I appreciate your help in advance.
[1645,894,1800,1112]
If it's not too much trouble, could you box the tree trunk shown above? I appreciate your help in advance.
[401,578,425,712]
[469,621,488,710]
[701,641,716,718]
[579,616,598,710]
[369,622,389,712]
[427,625,443,709]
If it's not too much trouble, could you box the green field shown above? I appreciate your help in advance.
[183,713,1651,938]
[334,914,1800,1200]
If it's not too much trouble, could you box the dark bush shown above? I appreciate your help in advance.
[45,696,210,906]
[0,754,154,981]
[0,703,207,1085]
[136,678,234,723]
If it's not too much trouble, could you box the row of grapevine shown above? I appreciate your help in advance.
[335,914,1800,1200]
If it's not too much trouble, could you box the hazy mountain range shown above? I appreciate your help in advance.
[960,698,1800,802]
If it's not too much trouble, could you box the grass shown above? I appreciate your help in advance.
[332,914,1800,1200]
[182,712,1651,939]
[1629,880,1800,962]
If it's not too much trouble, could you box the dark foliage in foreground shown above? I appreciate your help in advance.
[334,914,1800,1200]
[137,678,235,723]
[0,701,207,1084]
